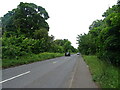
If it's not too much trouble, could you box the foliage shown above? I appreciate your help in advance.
[77,2,120,66]
[2,35,40,59]
[53,39,77,53]
[77,33,96,55]
[83,55,119,88]
[2,2,49,37]
[1,2,76,61]
[2,52,64,68]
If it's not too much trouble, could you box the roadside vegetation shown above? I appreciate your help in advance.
[77,0,120,88]
[83,55,119,88]
[1,2,77,68]
[2,52,64,69]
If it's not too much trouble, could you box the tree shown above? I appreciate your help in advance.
[2,2,51,58]
[33,28,48,39]
[63,40,71,52]
[77,33,96,55]
[2,2,49,37]
[52,39,76,53]
[77,1,120,66]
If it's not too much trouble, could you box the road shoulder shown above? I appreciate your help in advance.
[70,55,98,88]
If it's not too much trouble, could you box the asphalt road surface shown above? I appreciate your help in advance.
[2,54,98,88]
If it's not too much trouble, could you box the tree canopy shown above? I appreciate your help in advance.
[77,1,120,66]
[1,2,76,59]
[2,2,49,37]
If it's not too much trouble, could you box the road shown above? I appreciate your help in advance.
[2,54,97,88]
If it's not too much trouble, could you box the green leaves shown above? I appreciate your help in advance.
[63,40,71,52]
[77,33,96,55]
[49,39,77,53]
[2,2,49,37]
[77,1,120,66]
[33,28,48,39]
[1,2,77,60]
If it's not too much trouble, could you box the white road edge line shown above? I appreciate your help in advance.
[69,61,77,88]
[0,71,30,84]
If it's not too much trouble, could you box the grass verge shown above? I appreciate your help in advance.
[82,55,119,88]
[2,52,64,69]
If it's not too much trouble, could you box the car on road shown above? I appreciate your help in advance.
[77,52,80,55]
[65,52,70,56]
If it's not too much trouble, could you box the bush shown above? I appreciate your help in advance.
[2,35,41,59]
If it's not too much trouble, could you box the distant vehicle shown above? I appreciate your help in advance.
[65,52,70,56]
[77,52,80,55]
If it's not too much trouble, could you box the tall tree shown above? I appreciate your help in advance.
[2,2,49,37]
[77,1,120,66]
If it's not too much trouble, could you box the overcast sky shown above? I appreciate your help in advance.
[0,0,118,48]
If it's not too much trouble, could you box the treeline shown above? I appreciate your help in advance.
[1,2,77,59]
[77,1,120,66]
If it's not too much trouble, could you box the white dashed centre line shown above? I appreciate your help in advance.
[53,61,57,64]
[0,71,30,84]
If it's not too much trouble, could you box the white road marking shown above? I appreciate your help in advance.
[69,62,77,88]
[53,61,57,64]
[0,71,30,84]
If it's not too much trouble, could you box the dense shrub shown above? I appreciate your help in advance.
[77,2,120,66]
[2,35,40,59]
[1,2,76,60]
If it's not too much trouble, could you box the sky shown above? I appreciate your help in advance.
[0,0,118,48]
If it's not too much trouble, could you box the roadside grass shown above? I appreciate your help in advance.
[82,55,119,88]
[2,52,64,69]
